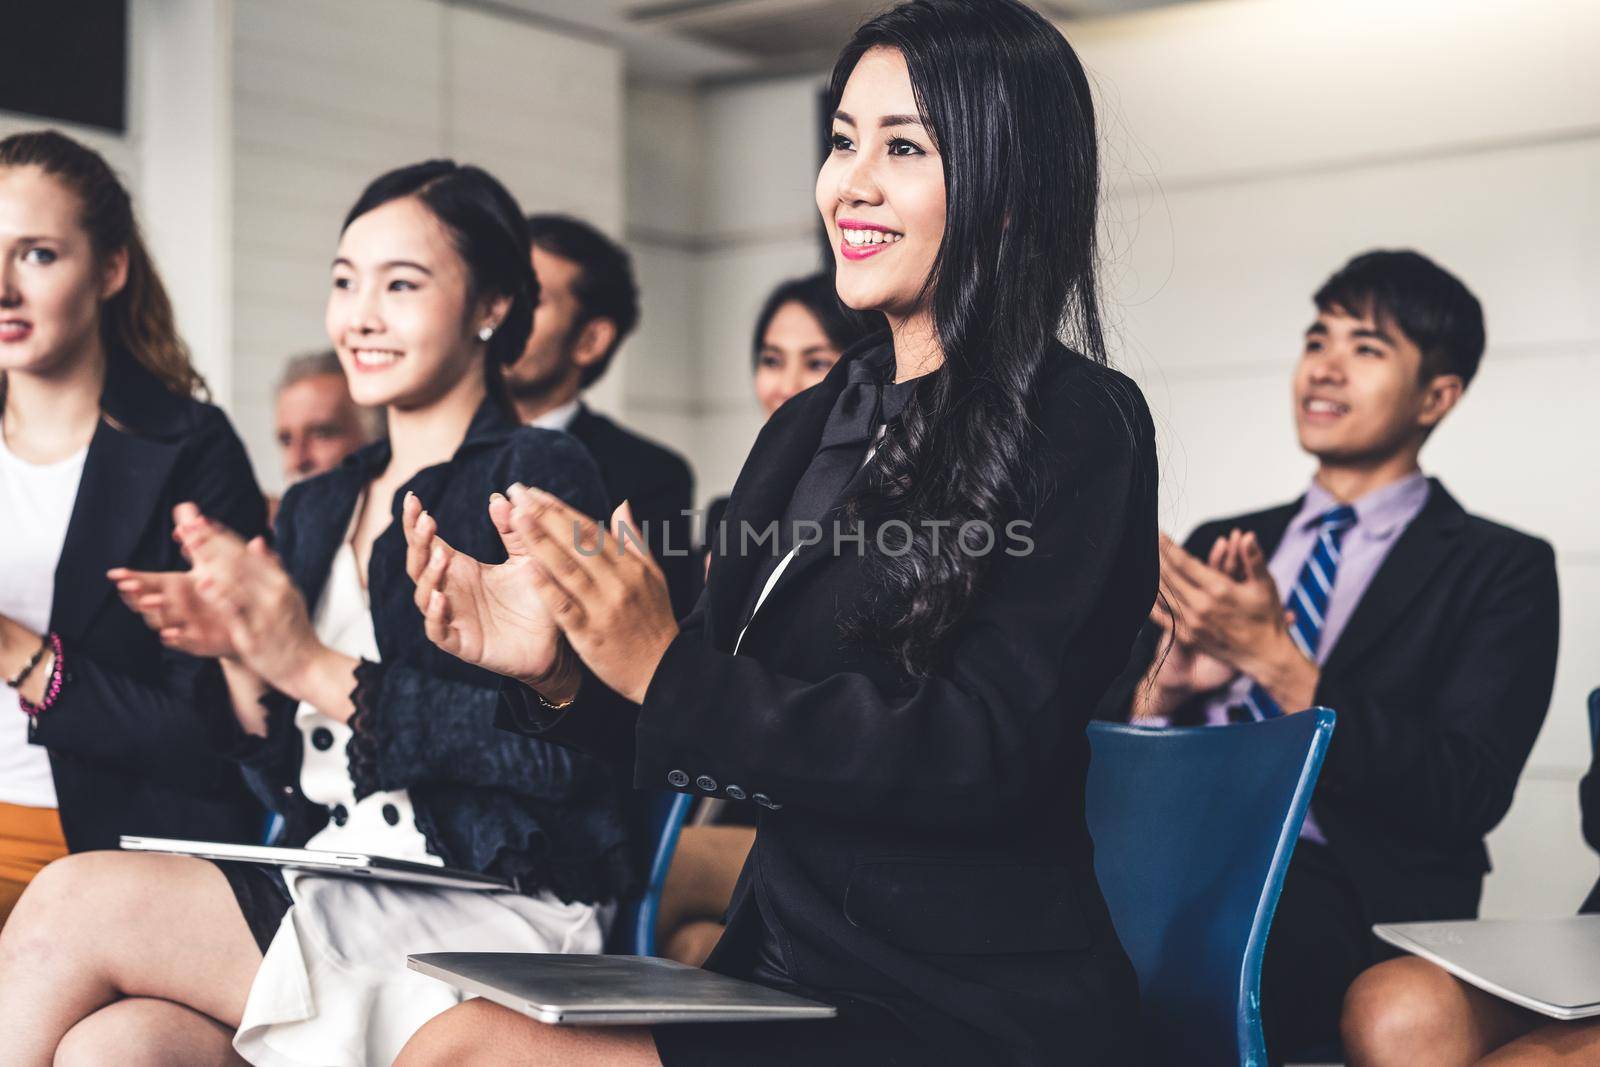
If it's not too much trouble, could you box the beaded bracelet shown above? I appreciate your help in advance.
[18,633,64,717]
[4,636,48,689]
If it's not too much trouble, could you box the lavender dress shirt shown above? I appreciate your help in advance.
[1198,470,1432,841]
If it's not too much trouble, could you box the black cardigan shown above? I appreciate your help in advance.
[228,398,636,903]
[26,355,265,852]
[503,343,1159,1064]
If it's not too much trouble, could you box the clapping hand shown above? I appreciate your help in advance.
[166,503,329,701]
[501,484,678,706]
[110,564,237,659]
[401,490,566,689]
[1135,531,1258,718]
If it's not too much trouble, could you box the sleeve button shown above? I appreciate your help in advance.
[382,803,401,826]
[667,769,690,788]
[311,727,335,751]
[724,785,747,801]
[694,775,718,792]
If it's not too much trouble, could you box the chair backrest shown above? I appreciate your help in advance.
[1085,708,1335,1067]
[607,790,695,956]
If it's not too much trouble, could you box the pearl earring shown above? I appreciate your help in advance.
[478,325,495,342]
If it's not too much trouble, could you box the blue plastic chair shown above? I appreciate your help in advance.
[607,790,695,956]
[1085,708,1336,1067]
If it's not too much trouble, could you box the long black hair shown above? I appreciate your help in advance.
[341,161,537,409]
[750,271,874,369]
[830,0,1108,675]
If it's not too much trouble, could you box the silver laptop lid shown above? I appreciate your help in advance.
[408,953,839,1026]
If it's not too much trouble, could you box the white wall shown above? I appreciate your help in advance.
[231,0,625,493]
[1068,0,1600,916]
[625,74,825,509]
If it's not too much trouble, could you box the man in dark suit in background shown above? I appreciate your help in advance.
[1100,250,1560,1060]
[506,214,697,616]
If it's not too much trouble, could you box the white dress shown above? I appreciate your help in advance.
[232,540,606,1067]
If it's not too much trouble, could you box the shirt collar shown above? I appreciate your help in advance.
[1295,470,1432,540]
[528,398,581,432]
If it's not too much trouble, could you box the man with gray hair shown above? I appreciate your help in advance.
[274,350,378,488]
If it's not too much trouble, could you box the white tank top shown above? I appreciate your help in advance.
[0,431,87,809]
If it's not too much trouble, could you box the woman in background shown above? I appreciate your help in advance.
[0,160,631,1067]
[750,271,869,419]
[0,130,263,928]
[399,1,1157,1063]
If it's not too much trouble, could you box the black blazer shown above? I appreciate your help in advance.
[1100,481,1560,927]
[504,345,1159,1064]
[224,399,635,902]
[566,403,697,618]
[26,356,265,852]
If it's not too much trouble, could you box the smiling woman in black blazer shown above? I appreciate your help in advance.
[0,131,262,925]
[396,2,1158,1064]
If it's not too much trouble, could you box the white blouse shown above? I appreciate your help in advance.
[293,540,435,863]
[0,432,87,810]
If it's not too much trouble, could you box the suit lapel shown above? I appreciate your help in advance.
[1320,478,1466,675]
[1245,502,1300,559]
[52,419,181,640]
[705,358,854,650]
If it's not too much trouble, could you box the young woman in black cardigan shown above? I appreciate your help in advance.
[0,162,632,1066]
[0,130,264,928]
[400,2,1159,1064]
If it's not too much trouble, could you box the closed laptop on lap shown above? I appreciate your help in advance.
[407,952,839,1025]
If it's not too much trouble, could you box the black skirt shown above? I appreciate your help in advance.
[215,860,293,954]
[652,990,954,1067]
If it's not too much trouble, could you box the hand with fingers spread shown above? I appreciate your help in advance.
[401,490,567,689]
[502,483,678,706]
[171,501,359,716]
[108,564,236,659]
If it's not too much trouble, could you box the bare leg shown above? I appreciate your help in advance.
[0,851,262,1067]
[664,919,729,969]
[1342,957,1539,1067]
[395,998,660,1066]
[1478,1019,1600,1065]
[56,997,249,1067]
[656,826,753,966]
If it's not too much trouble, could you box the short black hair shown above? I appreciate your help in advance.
[1314,249,1486,388]
[525,214,639,388]
[343,161,536,372]
[750,272,875,369]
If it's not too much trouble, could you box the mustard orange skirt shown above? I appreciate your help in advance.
[0,801,68,929]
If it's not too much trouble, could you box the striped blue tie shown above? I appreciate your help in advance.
[1243,504,1358,720]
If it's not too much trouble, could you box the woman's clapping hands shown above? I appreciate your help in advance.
[405,485,678,706]
[400,490,567,690]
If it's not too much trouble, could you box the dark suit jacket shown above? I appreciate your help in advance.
[504,343,1159,1064]
[222,399,635,902]
[566,403,696,619]
[1100,481,1560,927]
[1577,698,1600,914]
[27,355,265,852]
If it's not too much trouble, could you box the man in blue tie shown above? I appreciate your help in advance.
[1104,250,1560,1060]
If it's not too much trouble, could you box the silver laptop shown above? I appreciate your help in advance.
[120,836,512,892]
[408,952,839,1025]
[1375,917,1600,1020]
